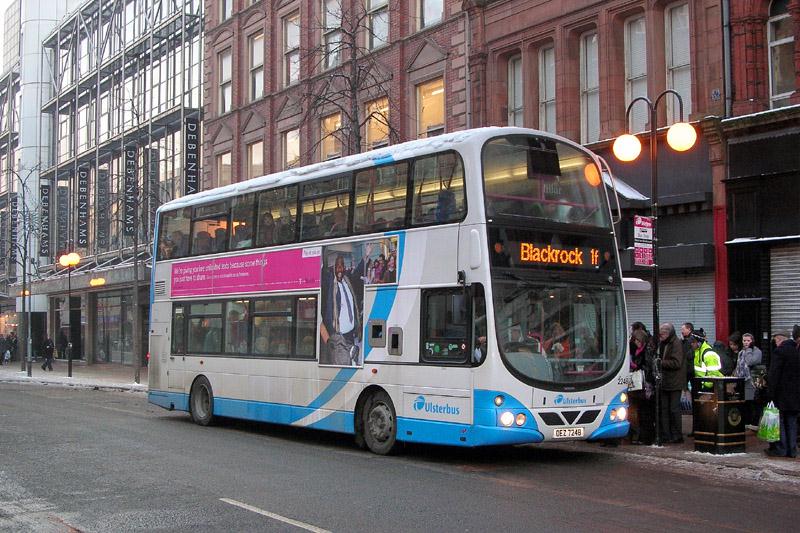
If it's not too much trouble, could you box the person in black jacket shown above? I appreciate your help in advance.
[765,330,799,458]
[41,337,55,371]
[658,323,686,444]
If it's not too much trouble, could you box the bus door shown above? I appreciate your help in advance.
[167,304,186,390]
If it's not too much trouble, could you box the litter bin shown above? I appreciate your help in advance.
[691,377,746,454]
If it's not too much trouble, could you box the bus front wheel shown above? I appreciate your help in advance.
[362,390,397,455]
[190,376,215,426]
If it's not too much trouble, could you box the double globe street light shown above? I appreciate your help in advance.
[58,252,81,377]
[612,90,697,446]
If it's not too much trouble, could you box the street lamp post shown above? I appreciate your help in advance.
[613,90,697,447]
[59,252,81,378]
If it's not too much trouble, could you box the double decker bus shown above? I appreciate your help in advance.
[149,127,630,454]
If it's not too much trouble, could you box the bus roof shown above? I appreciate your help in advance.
[158,126,573,213]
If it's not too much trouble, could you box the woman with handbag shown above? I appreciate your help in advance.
[628,329,655,444]
[734,332,763,427]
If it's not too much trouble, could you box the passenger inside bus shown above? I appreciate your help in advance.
[225,308,248,352]
[231,224,252,249]
[276,208,295,242]
[543,322,574,372]
[170,230,188,257]
[253,336,268,354]
[327,207,348,236]
[193,231,213,255]
[258,212,276,246]
[213,228,227,252]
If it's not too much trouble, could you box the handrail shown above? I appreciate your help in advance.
[598,156,622,226]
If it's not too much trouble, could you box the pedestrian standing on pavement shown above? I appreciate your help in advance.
[0,334,7,365]
[41,337,55,372]
[765,330,799,458]
[8,332,17,363]
[681,322,695,389]
[691,329,724,389]
[629,329,655,444]
[658,323,686,444]
[734,333,762,427]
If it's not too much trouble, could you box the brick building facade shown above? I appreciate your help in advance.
[713,0,800,345]
[463,0,728,338]
[202,0,470,187]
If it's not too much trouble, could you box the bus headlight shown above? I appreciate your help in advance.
[500,411,514,427]
[619,392,628,404]
[610,407,628,421]
[515,413,526,426]
[494,395,505,407]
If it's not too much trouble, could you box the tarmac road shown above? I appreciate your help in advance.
[0,383,796,532]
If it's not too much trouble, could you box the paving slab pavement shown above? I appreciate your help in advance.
[0,358,147,392]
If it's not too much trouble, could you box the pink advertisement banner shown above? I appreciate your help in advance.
[171,248,321,297]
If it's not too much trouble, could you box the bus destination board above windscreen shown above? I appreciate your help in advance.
[488,226,616,274]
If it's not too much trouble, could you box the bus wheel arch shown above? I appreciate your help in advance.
[356,386,398,455]
[189,375,215,426]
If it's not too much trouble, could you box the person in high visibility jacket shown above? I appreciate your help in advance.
[689,329,723,388]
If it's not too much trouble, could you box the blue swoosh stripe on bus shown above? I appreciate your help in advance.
[294,231,406,420]
[371,154,394,166]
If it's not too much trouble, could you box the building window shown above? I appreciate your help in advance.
[217,152,231,187]
[507,55,523,126]
[217,151,232,187]
[365,97,390,148]
[368,0,389,49]
[58,113,72,162]
[666,3,692,122]
[538,46,556,133]
[283,129,300,169]
[417,77,444,138]
[625,16,648,133]
[219,49,232,114]
[220,0,232,22]
[421,0,443,29]
[284,14,300,86]
[321,113,342,160]
[768,0,794,108]
[249,33,264,101]
[247,141,263,179]
[580,31,600,144]
[323,0,342,69]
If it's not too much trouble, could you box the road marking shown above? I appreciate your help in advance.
[219,498,331,533]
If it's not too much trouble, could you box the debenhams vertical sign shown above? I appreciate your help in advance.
[185,117,199,195]
[39,183,50,257]
[124,146,137,236]
[77,167,89,247]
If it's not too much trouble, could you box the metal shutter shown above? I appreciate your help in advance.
[770,244,800,332]
[624,272,716,338]
[624,290,653,331]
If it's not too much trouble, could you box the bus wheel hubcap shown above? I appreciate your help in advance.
[196,388,209,417]
[368,403,392,442]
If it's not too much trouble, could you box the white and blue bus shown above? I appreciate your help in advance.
[149,127,630,454]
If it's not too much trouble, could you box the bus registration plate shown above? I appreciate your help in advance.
[553,427,584,439]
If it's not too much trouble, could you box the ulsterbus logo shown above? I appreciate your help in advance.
[413,395,461,415]
[554,394,587,406]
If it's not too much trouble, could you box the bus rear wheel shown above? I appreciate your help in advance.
[190,376,215,426]
[362,390,397,455]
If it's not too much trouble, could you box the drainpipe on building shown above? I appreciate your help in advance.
[722,0,732,117]
[464,9,472,129]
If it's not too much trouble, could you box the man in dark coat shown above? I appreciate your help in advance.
[658,323,686,444]
[766,330,799,458]
[41,337,55,371]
